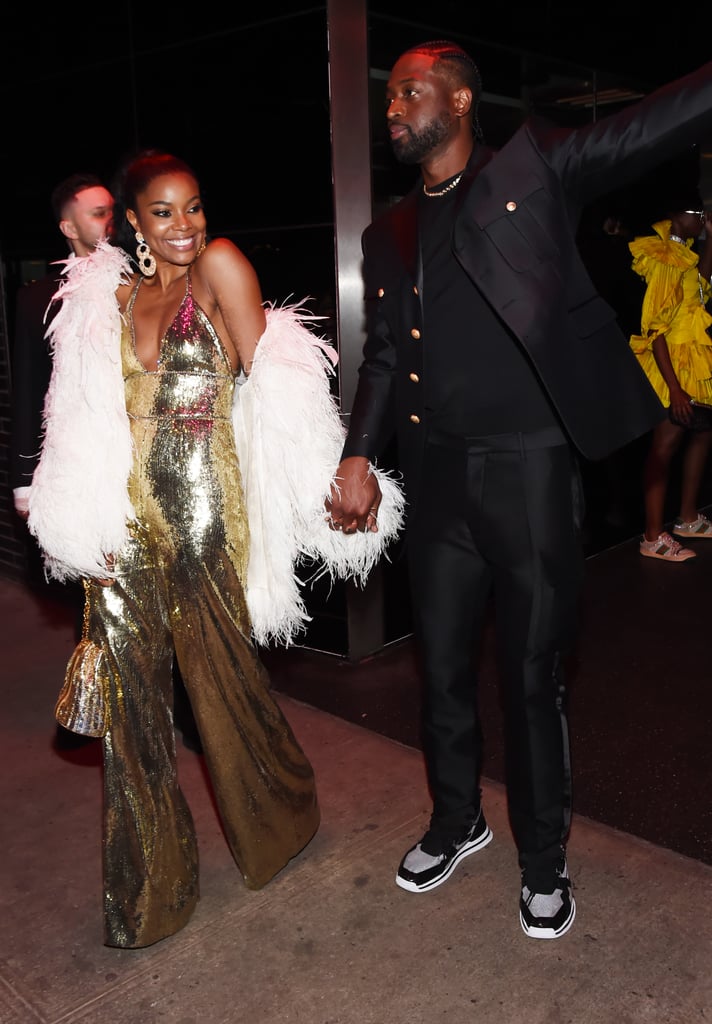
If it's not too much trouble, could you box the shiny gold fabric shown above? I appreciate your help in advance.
[54,637,107,737]
[89,271,319,948]
[56,578,108,737]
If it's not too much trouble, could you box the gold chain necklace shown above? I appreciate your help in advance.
[423,172,463,198]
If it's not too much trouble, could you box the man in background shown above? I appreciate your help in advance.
[11,172,114,519]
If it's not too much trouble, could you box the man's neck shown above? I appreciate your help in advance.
[421,140,475,189]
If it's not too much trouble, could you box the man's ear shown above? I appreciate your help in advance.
[59,218,78,241]
[453,87,473,118]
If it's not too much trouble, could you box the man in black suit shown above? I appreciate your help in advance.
[326,40,712,938]
[11,173,114,519]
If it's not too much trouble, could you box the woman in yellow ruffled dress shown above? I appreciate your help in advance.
[630,200,712,562]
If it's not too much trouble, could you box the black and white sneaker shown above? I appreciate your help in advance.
[396,809,493,893]
[519,858,576,939]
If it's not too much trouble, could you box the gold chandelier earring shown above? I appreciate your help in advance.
[135,231,156,277]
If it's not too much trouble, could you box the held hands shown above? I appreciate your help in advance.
[326,456,382,534]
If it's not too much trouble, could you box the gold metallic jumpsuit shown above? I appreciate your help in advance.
[87,270,320,948]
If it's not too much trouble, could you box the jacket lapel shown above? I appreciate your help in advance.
[385,145,494,289]
[455,143,495,216]
[389,188,420,287]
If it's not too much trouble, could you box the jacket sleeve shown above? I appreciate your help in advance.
[341,224,398,462]
[540,62,712,205]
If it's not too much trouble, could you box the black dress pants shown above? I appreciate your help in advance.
[407,428,584,873]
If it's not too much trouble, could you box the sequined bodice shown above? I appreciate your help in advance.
[123,270,235,423]
[120,270,247,574]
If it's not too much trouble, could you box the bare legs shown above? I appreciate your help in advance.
[643,419,712,540]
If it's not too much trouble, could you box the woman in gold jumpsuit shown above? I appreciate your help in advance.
[82,151,319,947]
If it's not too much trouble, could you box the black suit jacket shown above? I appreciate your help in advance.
[10,272,62,491]
[342,61,712,516]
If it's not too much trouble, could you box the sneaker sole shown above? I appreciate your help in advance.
[519,895,576,939]
[395,825,493,893]
[672,529,712,539]
[640,547,696,561]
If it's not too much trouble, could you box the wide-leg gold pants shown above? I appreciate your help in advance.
[88,528,319,949]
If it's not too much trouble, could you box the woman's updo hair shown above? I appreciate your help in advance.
[111,149,199,252]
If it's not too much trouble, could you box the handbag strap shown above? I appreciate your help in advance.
[81,579,92,641]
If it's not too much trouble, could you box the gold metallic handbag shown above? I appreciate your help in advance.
[54,581,108,738]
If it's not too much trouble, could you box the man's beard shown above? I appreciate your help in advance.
[390,111,453,165]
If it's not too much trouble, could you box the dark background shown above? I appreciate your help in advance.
[2,3,710,277]
[4,1,708,606]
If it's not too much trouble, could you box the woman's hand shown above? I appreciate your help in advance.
[669,384,694,426]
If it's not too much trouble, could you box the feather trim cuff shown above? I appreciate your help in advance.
[233,302,405,646]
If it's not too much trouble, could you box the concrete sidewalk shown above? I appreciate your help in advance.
[2,576,711,1024]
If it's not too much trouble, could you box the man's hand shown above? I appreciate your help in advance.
[326,456,382,533]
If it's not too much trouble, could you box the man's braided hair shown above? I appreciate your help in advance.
[402,40,484,142]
